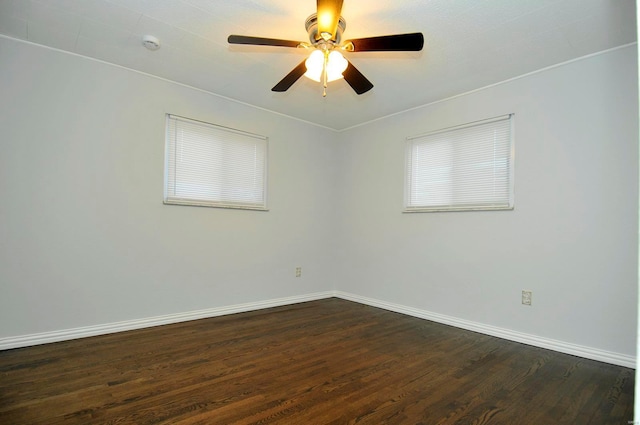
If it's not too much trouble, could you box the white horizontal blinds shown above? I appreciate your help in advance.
[165,115,267,209]
[406,115,513,211]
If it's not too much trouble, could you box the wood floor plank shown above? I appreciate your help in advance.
[0,298,634,424]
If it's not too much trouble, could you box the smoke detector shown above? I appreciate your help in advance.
[142,35,160,51]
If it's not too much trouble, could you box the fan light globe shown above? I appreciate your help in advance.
[304,50,324,82]
[304,50,347,83]
[327,50,347,80]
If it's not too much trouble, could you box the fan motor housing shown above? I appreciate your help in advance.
[305,13,346,45]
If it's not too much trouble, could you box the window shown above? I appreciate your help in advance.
[404,114,514,212]
[164,114,268,210]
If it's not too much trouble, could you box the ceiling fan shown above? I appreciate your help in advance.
[228,0,424,96]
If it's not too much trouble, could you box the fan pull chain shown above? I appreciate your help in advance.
[322,49,329,97]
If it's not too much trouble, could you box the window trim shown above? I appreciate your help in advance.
[164,114,269,211]
[403,114,515,213]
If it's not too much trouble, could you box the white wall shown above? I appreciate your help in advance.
[1,37,637,362]
[0,37,339,338]
[334,45,639,358]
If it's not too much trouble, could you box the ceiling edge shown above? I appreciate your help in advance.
[0,34,339,132]
[336,42,638,133]
[2,35,636,134]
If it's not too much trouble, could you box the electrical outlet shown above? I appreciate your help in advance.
[522,290,532,306]
[295,267,302,277]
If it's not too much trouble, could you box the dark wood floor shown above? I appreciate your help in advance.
[0,298,634,424]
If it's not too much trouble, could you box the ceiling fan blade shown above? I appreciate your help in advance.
[228,35,302,48]
[316,0,344,40]
[344,33,424,52]
[272,60,308,92]
[343,61,373,95]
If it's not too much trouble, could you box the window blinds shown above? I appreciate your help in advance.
[405,114,513,212]
[165,115,268,210]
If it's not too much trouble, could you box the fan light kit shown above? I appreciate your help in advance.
[228,0,424,97]
[304,50,347,83]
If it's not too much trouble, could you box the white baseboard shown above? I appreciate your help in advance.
[334,291,636,369]
[1,290,634,369]
[0,291,335,351]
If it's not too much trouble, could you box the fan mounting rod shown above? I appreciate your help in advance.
[305,13,346,45]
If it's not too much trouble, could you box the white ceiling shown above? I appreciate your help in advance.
[0,0,636,130]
